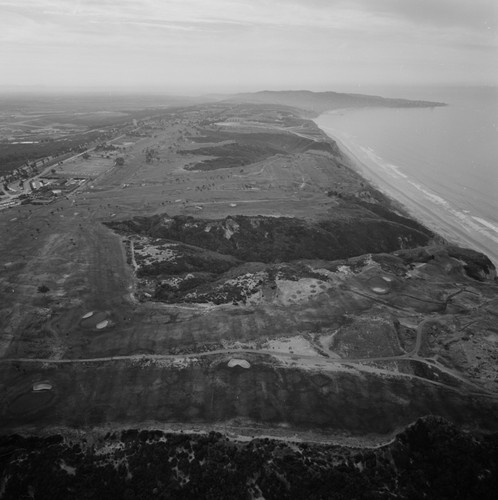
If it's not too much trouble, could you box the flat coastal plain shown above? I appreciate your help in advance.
[1,101,498,444]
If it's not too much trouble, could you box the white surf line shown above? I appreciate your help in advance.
[313,118,498,266]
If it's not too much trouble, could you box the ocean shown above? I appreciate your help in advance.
[315,86,498,267]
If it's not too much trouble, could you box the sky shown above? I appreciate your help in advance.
[0,0,496,93]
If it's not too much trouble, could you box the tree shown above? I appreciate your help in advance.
[115,157,125,166]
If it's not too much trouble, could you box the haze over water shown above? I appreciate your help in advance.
[315,86,498,266]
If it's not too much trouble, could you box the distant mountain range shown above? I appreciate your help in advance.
[224,90,446,113]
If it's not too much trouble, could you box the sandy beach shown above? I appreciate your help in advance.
[314,117,498,268]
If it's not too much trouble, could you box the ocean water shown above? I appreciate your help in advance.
[315,86,498,267]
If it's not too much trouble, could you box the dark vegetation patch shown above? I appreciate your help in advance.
[107,213,432,265]
[1,417,496,499]
[394,245,496,281]
[178,276,260,305]
[108,211,436,304]
[180,130,340,170]
[136,242,240,278]
[154,272,218,302]
[154,261,324,304]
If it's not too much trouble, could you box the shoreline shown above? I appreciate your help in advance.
[314,114,498,268]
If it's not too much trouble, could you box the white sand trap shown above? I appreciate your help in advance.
[372,287,389,294]
[382,276,393,282]
[96,320,109,330]
[229,203,237,207]
[82,311,94,319]
[33,382,52,392]
[228,359,251,369]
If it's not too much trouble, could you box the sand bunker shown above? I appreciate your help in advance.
[80,311,108,330]
[96,320,109,330]
[32,382,53,392]
[228,359,251,369]
[368,276,392,295]
[82,311,94,319]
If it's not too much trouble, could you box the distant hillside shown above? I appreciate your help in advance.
[226,90,446,114]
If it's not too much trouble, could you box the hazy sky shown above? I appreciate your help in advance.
[0,0,496,93]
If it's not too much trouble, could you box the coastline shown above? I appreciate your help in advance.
[313,114,498,268]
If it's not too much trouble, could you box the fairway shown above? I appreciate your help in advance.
[1,103,497,441]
